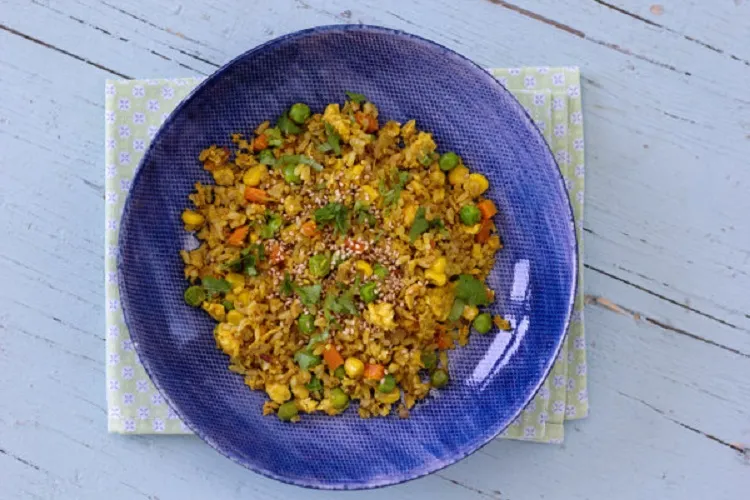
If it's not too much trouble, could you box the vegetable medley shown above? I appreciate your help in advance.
[180,92,508,421]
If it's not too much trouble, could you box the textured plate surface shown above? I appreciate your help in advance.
[118,25,577,489]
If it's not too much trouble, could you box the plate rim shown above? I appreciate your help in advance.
[117,23,579,490]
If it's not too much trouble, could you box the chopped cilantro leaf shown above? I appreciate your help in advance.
[277,112,301,135]
[294,349,321,370]
[305,376,323,392]
[314,202,349,234]
[324,289,358,317]
[354,200,376,227]
[280,272,294,296]
[307,330,330,348]
[323,122,341,155]
[260,212,283,239]
[380,169,410,207]
[408,207,430,242]
[294,284,322,306]
[201,276,231,294]
[345,91,367,104]
[455,274,490,306]
[278,154,323,172]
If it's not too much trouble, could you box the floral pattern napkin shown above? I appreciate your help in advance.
[104,67,587,441]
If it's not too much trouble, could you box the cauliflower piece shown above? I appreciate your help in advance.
[265,382,291,404]
[366,302,397,330]
[214,324,240,357]
[323,103,351,141]
[212,167,235,186]
[426,287,452,321]
[403,132,436,168]
[203,302,226,322]
[425,257,447,287]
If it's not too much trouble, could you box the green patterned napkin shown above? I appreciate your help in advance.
[104,67,587,441]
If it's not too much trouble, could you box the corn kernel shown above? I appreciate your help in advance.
[243,165,267,187]
[463,223,482,234]
[429,169,446,186]
[472,244,483,260]
[344,357,365,378]
[291,384,310,400]
[448,165,469,186]
[225,273,245,290]
[226,310,244,325]
[462,305,479,321]
[355,260,373,277]
[431,257,446,274]
[403,205,418,226]
[236,290,251,306]
[466,173,490,196]
[432,188,445,203]
[203,303,226,322]
[265,382,291,404]
[425,269,447,287]
[284,196,302,216]
[181,210,205,226]
[348,163,364,179]
[361,185,379,202]
[375,388,401,404]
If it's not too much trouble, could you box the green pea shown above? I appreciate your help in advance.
[330,387,350,410]
[334,365,346,379]
[373,263,389,279]
[258,149,275,166]
[222,300,235,311]
[282,163,301,184]
[431,369,449,388]
[360,282,378,303]
[308,254,331,277]
[459,204,482,226]
[184,286,206,307]
[298,313,316,334]
[473,313,492,334]
[277,401,298,421]
[438,152,460,171]
[377,374,396,393]
[289,103,311,124]
[420,351,437,372]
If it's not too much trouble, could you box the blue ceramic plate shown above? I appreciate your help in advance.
[118,25,577,489]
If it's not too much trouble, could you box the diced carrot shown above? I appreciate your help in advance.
[227,225,249,246]
[253,134,269,151]
[300,220,318,237]
[244,186,271,204]
[355,112,379,133]
[323,345,345,370]
[475,219,493,243]
[363,363,385,380]
[344,238,367,254]
[477,199,498,220]
[437,332,453,350]
[267,242,284,265]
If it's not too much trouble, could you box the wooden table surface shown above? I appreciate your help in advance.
[1,0,749,498]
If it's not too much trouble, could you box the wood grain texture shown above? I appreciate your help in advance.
[0,0,748,498]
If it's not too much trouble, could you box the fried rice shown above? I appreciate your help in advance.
[179,93,506,421]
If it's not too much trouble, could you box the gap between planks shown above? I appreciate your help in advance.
[616,391,750,458]
[484,0,749,74]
